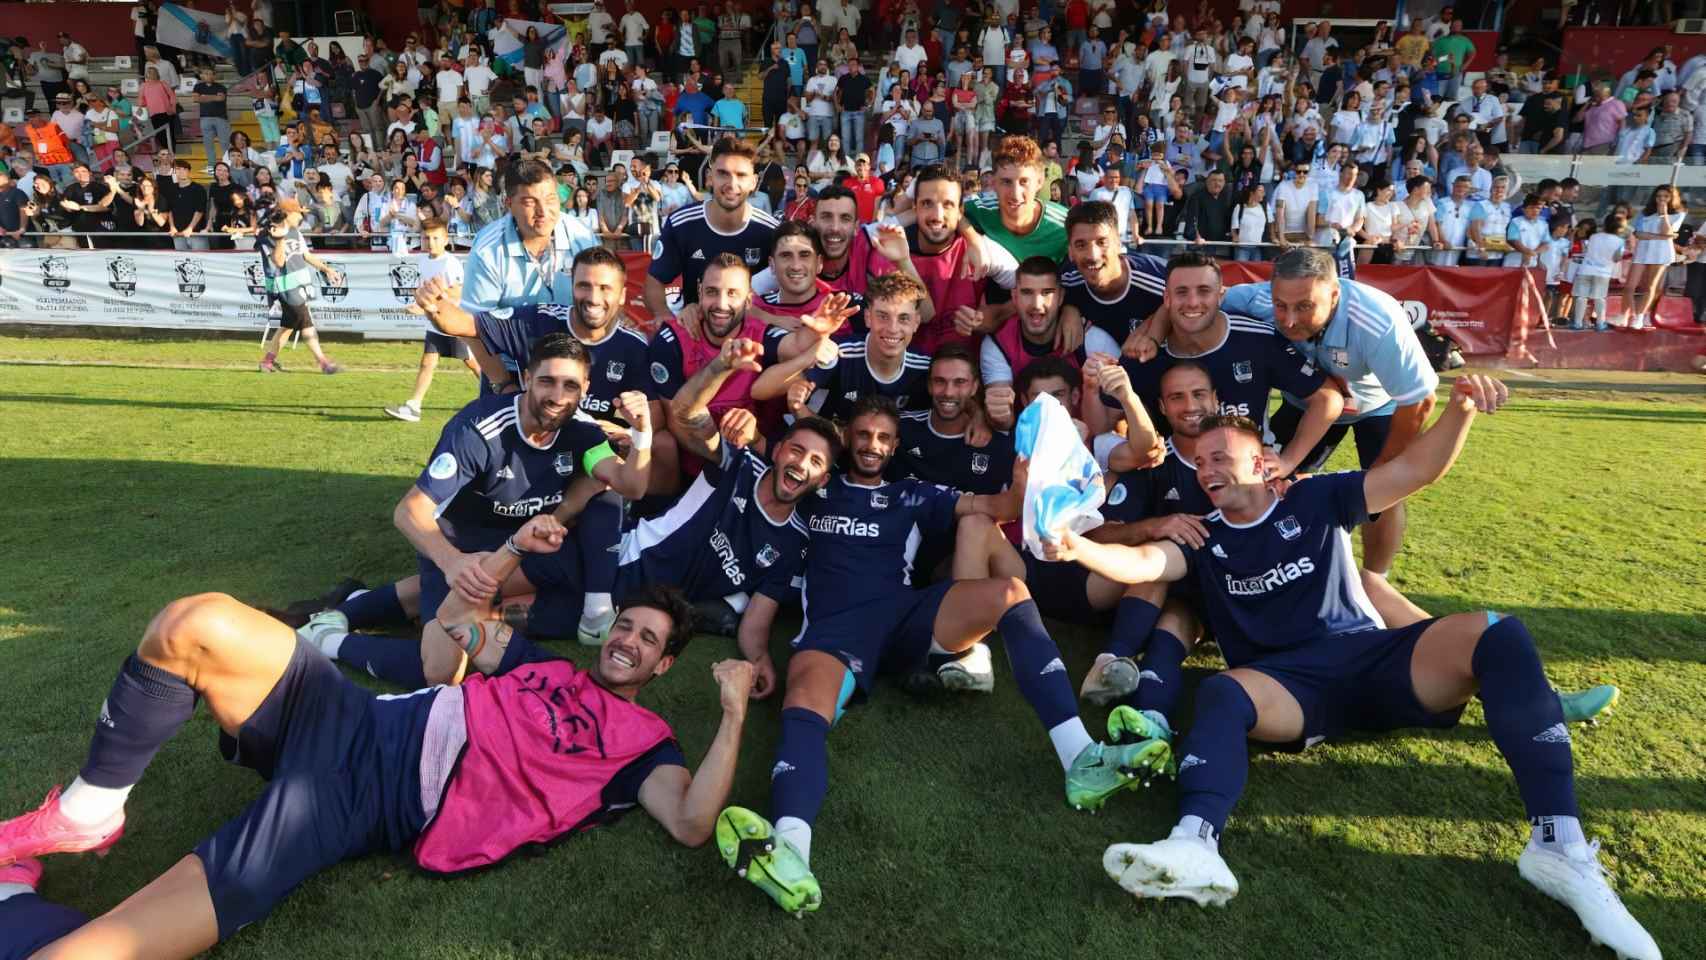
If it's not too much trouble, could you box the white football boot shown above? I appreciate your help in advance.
[1518,838,1661,960]
[1104,825,1240,907]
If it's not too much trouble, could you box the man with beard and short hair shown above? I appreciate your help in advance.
[900,164,1020,353]
[1046,385,1661,960]
[411,161,599,391]
[748,185,931,307]
[751,271,934,423]
[1059,200,1169,354]
[300,335,656,688]
[892,343,1015,499]
[981,255,1124,433]
[750,220,868,337]
[716,393,1174,917]
[0,576,762,960]
[645,136,779,324]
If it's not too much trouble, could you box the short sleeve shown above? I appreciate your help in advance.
[761,325,790,365]
[459,240,507,315]
[1361,319,1439,407]
[911,480,962,536]
[1266,333,1328,398]
[1307,470,1370,531]
[474,309,530,372]
[416,420,488,507]
[648,216,684,283]
[604,740,688,808]
[646,327,687,399]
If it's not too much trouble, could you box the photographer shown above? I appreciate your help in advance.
[256,198,345,375]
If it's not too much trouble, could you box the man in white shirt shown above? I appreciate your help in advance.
[1458,78,1506,149]
[1271,161,1317,244]
[463,53,497,113]
[317,150,355,202]
[620,3,650,68]
[1300,22,1336,83]
[587,0,616,46]
[804,61,838,145]
[1317,162,1365,245]
[1089,167,1137,243]
[435,55,466,113]
[1182,29,1217,115]
[143,46,180,89]
[896,29,929,78]
[599,44,631,69]
[60,33,89,83]
[1431,174,1474,266]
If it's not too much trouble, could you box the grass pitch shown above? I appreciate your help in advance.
[1,335,1703,960]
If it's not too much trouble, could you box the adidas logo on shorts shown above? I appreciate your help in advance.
[771,760,796,779]
[1040,658,1065,676]
[1178,754,1205,772]
[1532,722,1572,744]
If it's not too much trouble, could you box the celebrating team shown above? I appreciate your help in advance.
[0,133,1660,960]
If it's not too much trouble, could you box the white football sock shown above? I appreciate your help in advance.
[1175,815,1220,852]
[774,816,813,867]
[0,883,35,901]
[1532,814,1586,851]
[58,777,132,826]
[319,630,348,660]
[1048,717,1095,771]
[581,593,614,623]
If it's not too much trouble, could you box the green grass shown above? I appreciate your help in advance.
[2,334,1704,960]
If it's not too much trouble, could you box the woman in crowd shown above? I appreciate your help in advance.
[1618,186,1684,332]
[225,130,266,189]
[1232,182,1269,261]
[568,186,600,234]
[783,167,816,220]
[139,64,177,150]
[384,128,412,179]
[468,166,505,232]
[1360,179,1402,265]
[381,59,418,102]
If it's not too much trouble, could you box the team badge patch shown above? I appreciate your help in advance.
[756,544,781,567]
[428,452,458,480]
[650,362,670,384]
[1330,348,1350,367]
[1107,483,1128,506]
[870,491,890,509]
[1232,360,1253,383]
[606,360,626,380]
[553,453,576,476]
[1275,515,1302,540]
[744,246,762,265]
[970,453,990,475]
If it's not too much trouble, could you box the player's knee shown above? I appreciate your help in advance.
[996,575,1032,609]
[1194,672,1258,730]
[142,592,241,662]
[956,512,995,539]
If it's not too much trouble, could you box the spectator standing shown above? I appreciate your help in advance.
[1182,169,1233,257]
[838,59,871,157]
[597,164,629,246]
[139,66,177,150]
[59,162,113,249]
[166,159,209,250]
[1078,26,1106,101]
[193,65,230,175]
[1431,21,1475,100]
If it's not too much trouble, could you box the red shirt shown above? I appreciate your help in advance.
[1065,0,1089,29]
[842,174,884,222]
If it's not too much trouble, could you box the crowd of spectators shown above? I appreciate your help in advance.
[0,0,1702,319]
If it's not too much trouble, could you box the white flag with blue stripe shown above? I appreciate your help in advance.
[487,18,569,69]
[157,3,235,61]
[1013,392,1105,557]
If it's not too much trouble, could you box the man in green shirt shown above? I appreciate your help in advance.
[1430,21,1476,100]
[694,5,717,52]
[963,134,1069,262]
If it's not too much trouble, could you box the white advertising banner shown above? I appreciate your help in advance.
[0,250,449,340]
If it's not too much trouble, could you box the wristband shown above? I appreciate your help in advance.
[503,535,525,557]
[629,427,653,450]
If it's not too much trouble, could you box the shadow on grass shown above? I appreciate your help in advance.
[1,393,402,424]
[1396,597,1706,667]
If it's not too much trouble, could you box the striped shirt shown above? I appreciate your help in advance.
[803,336,932,421]
[649,201,779,305]
[1060,251,1169,346]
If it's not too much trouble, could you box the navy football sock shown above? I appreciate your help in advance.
[1127,629,1188,722]
[335,583,404,630]
[1104,596,1160,659]
[78,655,198,789]
[336,633,429,689]
[577,491,624,596]
[1473,617,1579,820]
[770,707,831,827]
[0,893,89,960]
[1000,600,1077,731]
[1176,673,1257,836]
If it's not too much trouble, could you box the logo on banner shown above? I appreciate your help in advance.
[388,262,421,303]
[319,261,351,302]
[1401,299,1429,331]
[106,256,138,298]
[243,262,270,303]
[174,259,207,300]
[38,256,71,289]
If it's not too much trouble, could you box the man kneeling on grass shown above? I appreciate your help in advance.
[0,535,754,960]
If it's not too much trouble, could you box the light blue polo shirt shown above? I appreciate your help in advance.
[459,212,599,318]
[1221,278,1439,424]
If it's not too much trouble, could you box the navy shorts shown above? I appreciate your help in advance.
[415,549,579,626]
[1242,617,1465,743]
[423,330,472,359]
[194,639,433,941]
[791,581,954,697]
[1022,552,1112,625]
[1268,404,1394,474]
[506,540,646,641]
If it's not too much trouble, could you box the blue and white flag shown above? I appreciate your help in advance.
[1013,392,1105,557]
[157,3,235,61]
[487,18,569,69]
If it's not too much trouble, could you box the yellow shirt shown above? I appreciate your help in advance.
[1395,34,1429,68]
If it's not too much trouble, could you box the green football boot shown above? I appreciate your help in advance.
[1108,705,1178,778]
[716,806,822,917]
[1065,736,1173,812]
[1558,684,1620,725]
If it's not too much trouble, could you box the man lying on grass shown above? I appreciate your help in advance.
[0,525,753,960]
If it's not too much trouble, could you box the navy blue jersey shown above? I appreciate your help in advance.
[1100,468,1156,524]
[804,336,932,421]
[1146,439,1215,517]
[417,393,616,551]
[649,202,779,305]
[475,305,656,422]
[618,442,809,606]
[1119,312,1327,436]
[891,410,1015,496]
[1060,252,1168,346]
[1182,471,1383,666]
[795,475,960,620]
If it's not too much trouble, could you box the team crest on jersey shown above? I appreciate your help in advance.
[1211,544,1228,558]
[428,452,458,480]
[651,362,670,384]
[870,491,890,509]
[1107,483,1128,506]
[553,453,576,476]
[970,453,990,475]
[1275,515,1302,540]
[744,247,762,266]
[606,360,626,380]
[1330,348,1350,367]
[755,544,781,567]
[1232,360,1254,383]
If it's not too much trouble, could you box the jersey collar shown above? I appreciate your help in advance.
[1217,490,1280,529]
